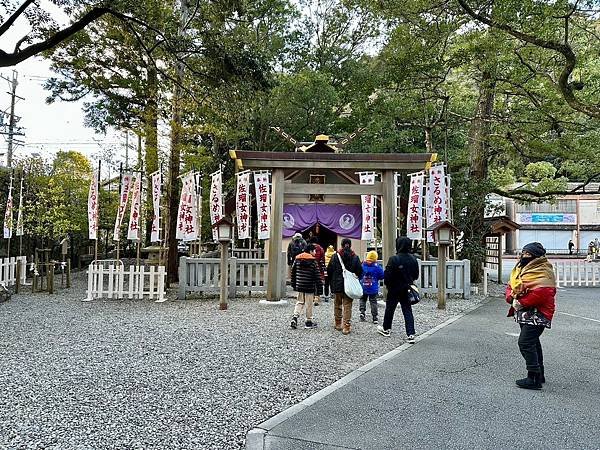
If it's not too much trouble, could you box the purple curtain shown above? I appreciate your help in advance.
[282,204,362,239]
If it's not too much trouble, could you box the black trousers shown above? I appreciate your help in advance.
[383,290,414,336]
[518,324,545,373]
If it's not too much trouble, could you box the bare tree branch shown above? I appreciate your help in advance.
[0,0,35,37]
[456,0,600,119]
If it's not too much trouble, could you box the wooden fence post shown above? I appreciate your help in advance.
[48,265,54,294]
[15,259,21,294]
[178,256,187,300]
[66,260,71,288]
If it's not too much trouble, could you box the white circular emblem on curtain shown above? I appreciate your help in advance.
[283,213,295,229]
[339,213,355,230]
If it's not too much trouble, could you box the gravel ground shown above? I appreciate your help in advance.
[0,274,502,450]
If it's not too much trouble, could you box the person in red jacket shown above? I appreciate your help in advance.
[506,242,556,390]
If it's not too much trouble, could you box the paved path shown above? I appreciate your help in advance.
[247,288,600,449]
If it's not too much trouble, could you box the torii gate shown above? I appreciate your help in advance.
[229,143,436,301]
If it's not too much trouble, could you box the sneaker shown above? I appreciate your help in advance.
[407,335,416,344]
[290,317,298,329]
[377,325,391,337]
[373,318,378,325]
[359,313,366,322]
[305,320,317,329]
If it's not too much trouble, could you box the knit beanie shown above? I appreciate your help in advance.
[522,242,546,258]
[366,251,378,262]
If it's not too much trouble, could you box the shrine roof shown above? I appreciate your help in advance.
[229,150,437,171]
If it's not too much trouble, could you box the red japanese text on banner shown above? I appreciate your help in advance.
[406,173,424,240]
[426,166,448,242]
[253,171,271,240]
[209,171,223,242]
[183,174,198,242]
[151,172,161,243]
[359,173,376,241]
[361,194,374,240]
[113,173,133,241]
[127,177,142,241]
[3,182,13,239]
[87,170,99,240]
[236,172,251,240]
[16,178,24,237]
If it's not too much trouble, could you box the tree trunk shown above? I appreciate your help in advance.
[144,63,159,247]
[464,69,495,282]
[165,0,188,284]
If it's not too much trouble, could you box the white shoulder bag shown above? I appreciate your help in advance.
[337,253,363,300]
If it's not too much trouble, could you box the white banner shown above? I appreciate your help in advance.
[87,170,99,240]
[176,173,199,242]
[127,176,142,241]
[15,177,23,237]
[209,171,223,242]
[236,172,251,240]
[361,194,375,241]
[406,173,424,240]
[3,181,13,239]
[151,172,161,243]
[426,165,448,242]
[254,171,271,240]
[359,172,376,241]
[113,172,133,241]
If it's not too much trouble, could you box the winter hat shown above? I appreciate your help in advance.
[366,251,378,262]
[293,232,302,240]
[522,242,546,258]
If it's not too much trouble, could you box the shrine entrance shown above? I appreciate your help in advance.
[302,223,337,250]
[229,138,436,301]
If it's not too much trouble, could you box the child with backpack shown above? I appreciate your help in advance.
[360,250,384,324]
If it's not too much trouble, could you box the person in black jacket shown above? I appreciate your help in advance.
[378,236,420,342]
[290,244,323,329]
[327,238,363,335]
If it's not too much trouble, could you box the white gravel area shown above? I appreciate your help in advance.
[0,274,502,449]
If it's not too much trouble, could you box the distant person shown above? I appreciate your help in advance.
[359,251,384,324]
[323,245,336,302]
[568,239,574,255]
[379,237,419,343]
[309,237,326,304]
[290,243,323,329]
[327,238,362,335]
[506,242,556,390]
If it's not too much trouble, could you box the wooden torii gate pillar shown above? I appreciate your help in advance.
[267,169,285,301]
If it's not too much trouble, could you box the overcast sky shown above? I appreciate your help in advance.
[0,2,123,168]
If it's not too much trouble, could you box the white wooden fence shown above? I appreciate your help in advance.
[181,256,470,299]
[0,256,27,287]
[418,260,471,298]
[84,261,166,302]
[179,256,286,299]
[553,261,600,287]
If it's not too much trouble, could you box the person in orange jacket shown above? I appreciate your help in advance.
[506,242,556,390]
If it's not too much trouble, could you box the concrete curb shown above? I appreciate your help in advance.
[245,298,492,449]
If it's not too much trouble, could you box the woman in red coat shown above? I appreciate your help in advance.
[506,242,556,390]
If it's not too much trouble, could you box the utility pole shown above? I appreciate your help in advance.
[1,70,24,168]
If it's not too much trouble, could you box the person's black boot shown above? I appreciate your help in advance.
[540,365,546,384]
[516,371,542,390]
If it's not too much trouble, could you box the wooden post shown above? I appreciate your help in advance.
[66,260,71,288]
[48,264,54,294]
[497,234,503,284]
[15,259,21,294]
[266,169,284,301]
[437,244,447,309]
[219,241,229,310]
[381,170,396,267]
